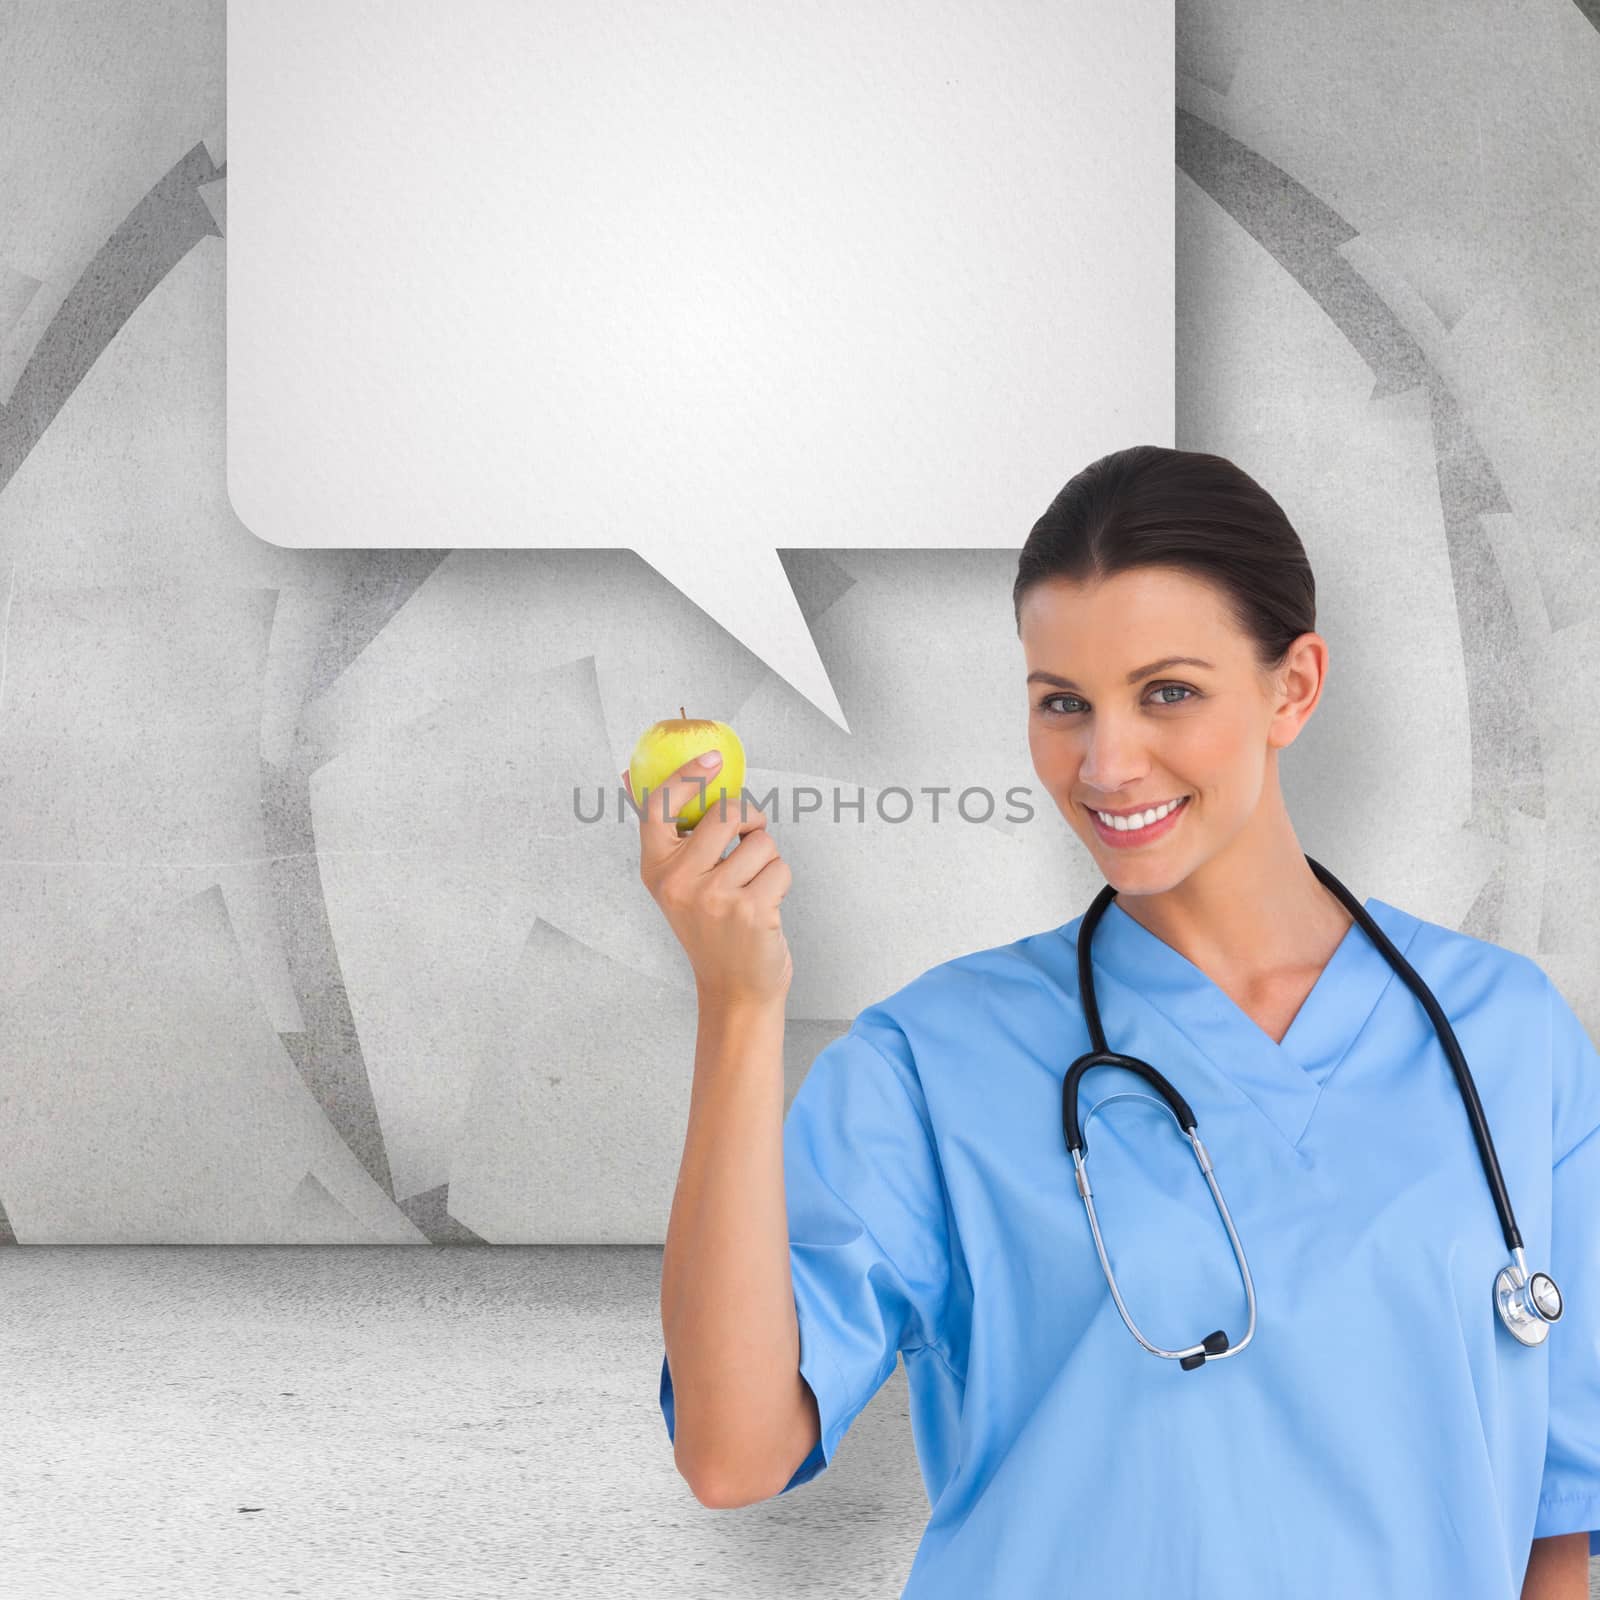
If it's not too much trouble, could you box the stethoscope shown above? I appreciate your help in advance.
[1062,854,1564,1370]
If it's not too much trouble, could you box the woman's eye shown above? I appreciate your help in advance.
[1035,683,1196,716]
[1038,693,1084,715]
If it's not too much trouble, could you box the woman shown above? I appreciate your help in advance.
[643,446,1599,1597]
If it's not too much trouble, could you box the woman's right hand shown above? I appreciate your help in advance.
[627,751,794,1009]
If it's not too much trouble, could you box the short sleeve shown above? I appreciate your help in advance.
[1532,976,1600,1556]
[659,1008,954,1495]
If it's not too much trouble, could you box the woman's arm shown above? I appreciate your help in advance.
[633,761,810,1504]
[660,995,815,1506]
[1519,1532,1589,1599]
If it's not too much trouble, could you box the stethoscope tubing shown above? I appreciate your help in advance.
[1063,855,1525,1257]
[1303,857,1522,1255]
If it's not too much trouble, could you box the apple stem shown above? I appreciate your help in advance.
[680,705,685,719]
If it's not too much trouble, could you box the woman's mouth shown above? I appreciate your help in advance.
[1085,794,1190,848]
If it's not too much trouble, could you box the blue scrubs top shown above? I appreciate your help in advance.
[659,895,1600,1596]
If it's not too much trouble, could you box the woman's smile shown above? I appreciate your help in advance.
[1085,793,1190,847]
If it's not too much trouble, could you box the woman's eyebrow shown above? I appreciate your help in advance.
[1025,656,1215,690]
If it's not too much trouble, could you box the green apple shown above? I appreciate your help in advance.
[628,708,747,832]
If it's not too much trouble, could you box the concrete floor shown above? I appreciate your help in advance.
[0,1247,931,1599]
[1,1247,1593,1599]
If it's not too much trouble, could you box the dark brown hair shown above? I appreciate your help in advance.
[1012,445,1316,672]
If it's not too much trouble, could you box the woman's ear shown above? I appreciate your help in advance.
[1266,632,1328,751]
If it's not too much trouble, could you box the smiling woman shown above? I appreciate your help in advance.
[652,445,1600,1600]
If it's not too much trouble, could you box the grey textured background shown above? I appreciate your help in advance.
[0,0,1596,1595]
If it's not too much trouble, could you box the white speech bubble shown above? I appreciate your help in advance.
[226,0,1173,731]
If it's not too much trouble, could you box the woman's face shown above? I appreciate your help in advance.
[1020,565,1318,895]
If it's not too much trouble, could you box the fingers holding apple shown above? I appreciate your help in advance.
[623,750,720,851]
[625,712,792,1008]
[628,708,746,834]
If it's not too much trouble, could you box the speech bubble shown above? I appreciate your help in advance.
[226,0,1173,731]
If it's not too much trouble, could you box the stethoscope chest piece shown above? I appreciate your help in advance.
[1495,1252,1563,1347]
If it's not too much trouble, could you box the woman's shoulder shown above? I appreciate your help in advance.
[1370,892,1549,1005]
[841,921,1082,1069]
[1370,894,1600,1149]
[873,919,1077,1007]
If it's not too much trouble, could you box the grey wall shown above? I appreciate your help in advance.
[0,0,1596,1592]
[2,0,1591,1246]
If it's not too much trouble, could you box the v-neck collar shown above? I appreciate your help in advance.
[1060,892,1417,1150]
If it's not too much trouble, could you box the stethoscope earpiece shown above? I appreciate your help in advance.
[1179,1331,1231,1372]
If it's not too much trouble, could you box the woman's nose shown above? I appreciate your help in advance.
[1077,724,1147,791]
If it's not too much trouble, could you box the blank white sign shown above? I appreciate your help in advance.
[226,0,1173,727]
